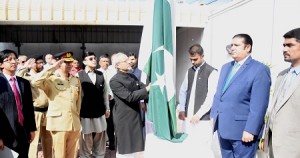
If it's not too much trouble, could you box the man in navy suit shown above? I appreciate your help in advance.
[0,49,36,158]
[210,34,271,158]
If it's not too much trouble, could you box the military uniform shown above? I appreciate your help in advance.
[17,67,52,158]
[32,52,81,158]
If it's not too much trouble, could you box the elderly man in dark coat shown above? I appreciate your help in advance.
[109,52,150,157]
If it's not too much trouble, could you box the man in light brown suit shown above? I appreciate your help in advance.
[32,52,81,158]
[263,28,300,158]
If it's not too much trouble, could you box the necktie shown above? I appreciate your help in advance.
[11,77,24,126]
[222,63,239,93]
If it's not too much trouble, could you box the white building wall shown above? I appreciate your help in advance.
[203,0,275,70]
[202,0,300,90]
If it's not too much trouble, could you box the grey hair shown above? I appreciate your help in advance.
[113,52,128,68]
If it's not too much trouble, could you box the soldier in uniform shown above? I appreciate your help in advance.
[17,55,52,158]
[32,52,81,158]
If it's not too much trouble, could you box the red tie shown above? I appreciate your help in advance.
[11,77,24,126]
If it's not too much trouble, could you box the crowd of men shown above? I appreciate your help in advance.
[0,27,300,158]
[0,49,148,158]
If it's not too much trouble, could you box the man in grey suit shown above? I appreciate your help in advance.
[264,28,300,158]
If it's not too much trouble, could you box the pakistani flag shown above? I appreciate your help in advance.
[139,0,187,142]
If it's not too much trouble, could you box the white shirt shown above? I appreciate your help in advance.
[179,62,219,119]
[85,68,96,84]
[3,73,21,93]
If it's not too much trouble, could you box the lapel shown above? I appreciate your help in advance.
[229,56,252,85]
[16,76,24,96]
[0,73,15,95]
[82,70,103,86]
[222,57,252,95]
[220,61,234,95]
[82,70,94,85]
[0,73,23,108]
[95,70,103,86]
[276,72,300,113]
[270,70,288,108]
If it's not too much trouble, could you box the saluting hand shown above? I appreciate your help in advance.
[53,59,64,69]
[24,58,35,69]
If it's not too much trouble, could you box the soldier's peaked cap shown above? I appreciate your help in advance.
[54,51,74,62]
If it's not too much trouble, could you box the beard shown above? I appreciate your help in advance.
[283,53,292,62]
[284,58,292,62]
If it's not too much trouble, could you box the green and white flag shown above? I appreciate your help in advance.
[139,0,187,142]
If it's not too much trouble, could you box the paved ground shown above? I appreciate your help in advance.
[37,147,116,158]
[37,141,267,158]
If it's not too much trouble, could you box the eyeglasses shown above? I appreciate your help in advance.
[3,57,18,63]
[87,57,97,61]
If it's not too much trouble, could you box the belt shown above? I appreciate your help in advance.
[34,106,48,112]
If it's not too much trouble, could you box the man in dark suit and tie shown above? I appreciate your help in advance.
[0,49,36,158]
[210,34,271,158]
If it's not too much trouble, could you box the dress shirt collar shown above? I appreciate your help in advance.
[235,55,250,66]
[291,65,300,75]
[131,67,138,73]
[85,68,95,74]
[3,72,16,82]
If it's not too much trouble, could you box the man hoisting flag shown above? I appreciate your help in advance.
[138,0,187,142]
